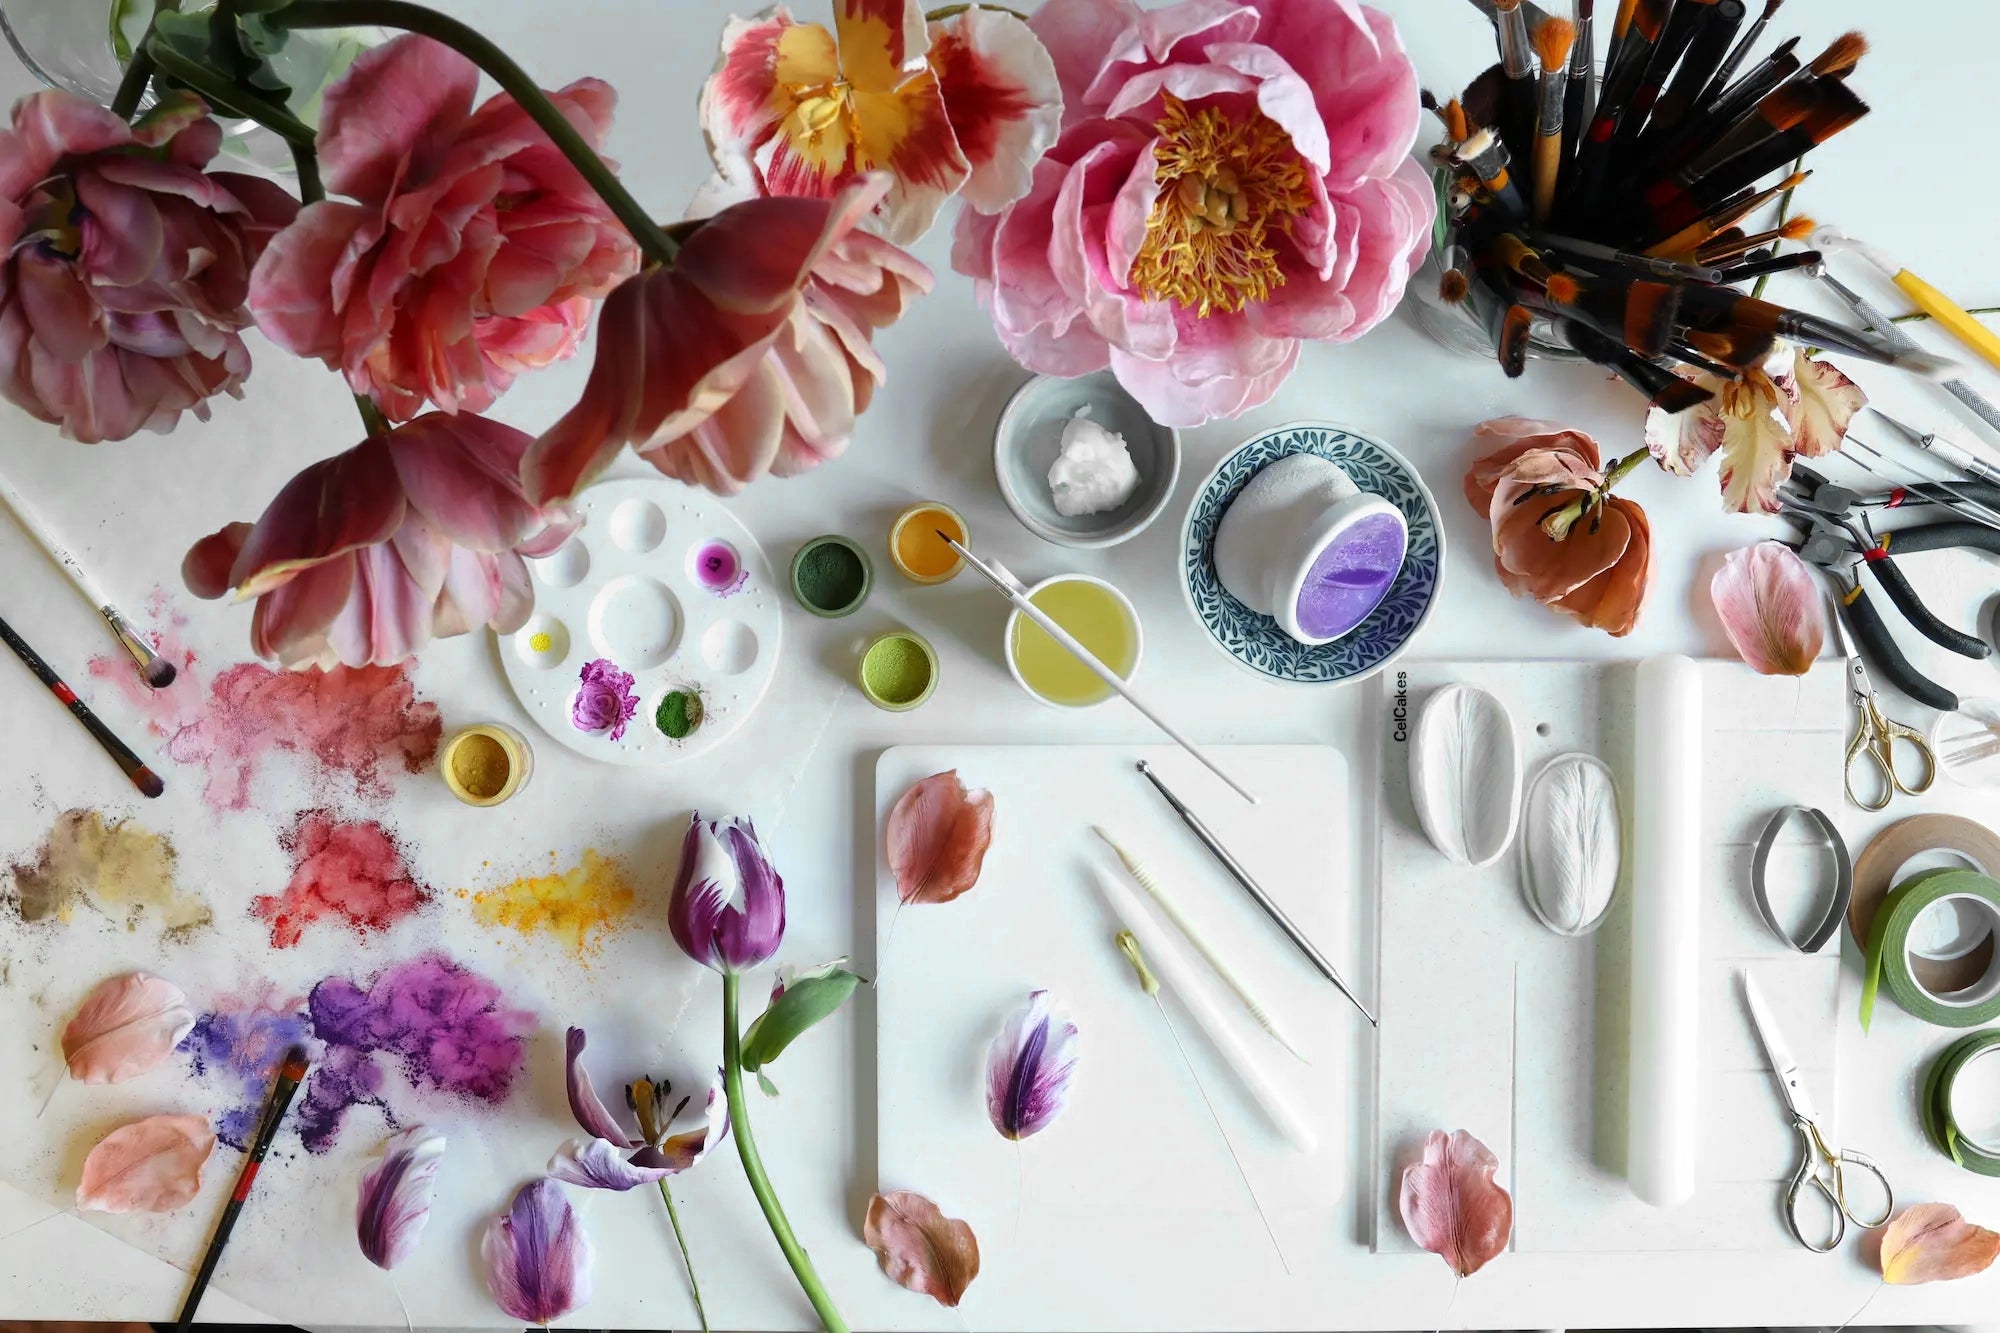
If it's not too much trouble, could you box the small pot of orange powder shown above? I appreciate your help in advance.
[888,502,968,584]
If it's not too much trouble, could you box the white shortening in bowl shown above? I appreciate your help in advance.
[498,477,783,765]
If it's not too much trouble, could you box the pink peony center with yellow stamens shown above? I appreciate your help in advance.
[1129,94,1313,317]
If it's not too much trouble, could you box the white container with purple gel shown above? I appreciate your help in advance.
[1211,454,1409,646]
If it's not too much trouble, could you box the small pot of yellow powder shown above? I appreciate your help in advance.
[860,629,939,711]
[442,723,533,806]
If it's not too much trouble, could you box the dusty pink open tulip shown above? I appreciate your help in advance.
[0,90,296,442]
[952,0,1434,427]
[524,172,931,502]
[182,413,572,669]
[249,34,638,421]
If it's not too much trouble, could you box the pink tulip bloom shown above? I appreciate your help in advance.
[953,0,1435,427]
[182,413,573,670]
[699,0,1062,244]
[524,172,931,503]
[0,90,297,442]
[249,35,639,422]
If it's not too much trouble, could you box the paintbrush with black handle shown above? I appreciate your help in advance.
[1617,0,1719,150]
[1561,319,1715,410]
[1495,0,1539,159]
[1562,0,1596,172]
[173,1047,310,1333]
[1643,0,1746,142]
[1699,0,1782,105]
[1561,0,1671,222]
[0,612,162,798]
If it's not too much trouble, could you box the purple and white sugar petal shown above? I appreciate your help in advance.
[356,1125,446,1270]
[547,1138,672,1192]
[563,1027,639,1148]
[641,1076,731,1173]
[481,1177,593,1325]
[984,989,1079,1141]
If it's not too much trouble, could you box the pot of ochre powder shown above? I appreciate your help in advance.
[442,723,532,806]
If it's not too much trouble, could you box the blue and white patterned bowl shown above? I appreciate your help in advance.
[1181,422,1444,685]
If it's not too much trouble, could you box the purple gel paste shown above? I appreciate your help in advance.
[1294,510,1406,640]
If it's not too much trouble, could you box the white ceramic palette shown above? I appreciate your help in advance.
[500,477,783,764]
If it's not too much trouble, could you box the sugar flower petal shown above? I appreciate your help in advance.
[864,1189,981,1307]
[984,989,1079,1141]
[547,1137,673,1192]
[1398,1128,1513,1277]
[928,6,1065,213]
[563,1027,640,1148]
[1881,1203,2000,1285]
[61,972,195,1085]
[1786,346,1868,457]
[886,770,996,905]
[357,1126,447,1270]
[633,1077,732,1173]
[481,1178,593,1325]
[571,658,639,740]
[77,1113,215,1213]
[1710,541,1824,676]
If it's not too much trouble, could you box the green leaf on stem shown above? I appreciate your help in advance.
[756,1070,780,1097]
[740,964,863,1073]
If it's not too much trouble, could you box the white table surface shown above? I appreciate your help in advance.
[3,1,2000,1327]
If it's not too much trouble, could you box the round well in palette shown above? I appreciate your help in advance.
[889,502,966,584]
[860,629,939,711]
[791,534,873,617]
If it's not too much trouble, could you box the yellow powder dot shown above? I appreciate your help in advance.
[530,632,554,653]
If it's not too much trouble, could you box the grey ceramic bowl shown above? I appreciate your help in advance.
[993,370,1180,548]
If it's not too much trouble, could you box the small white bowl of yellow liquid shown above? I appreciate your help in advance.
[1004,574,1144,708]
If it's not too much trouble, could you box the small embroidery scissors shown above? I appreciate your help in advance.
[1826,591,1937,810]
[1743,971,1893,1251]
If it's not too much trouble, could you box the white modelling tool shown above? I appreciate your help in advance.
[941,531,1259,804]
[1629,653,1704,1208]
[1094,827,1309,1062]
[0,464,174,688]
[1093,864,1318,1152]
[1113,929,1288,1270]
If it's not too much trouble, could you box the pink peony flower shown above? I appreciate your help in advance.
[0,90,297,442]
[524,172,932,502]
[952,0,1434,427]
[249,35,640,422]
[182,413,573,669]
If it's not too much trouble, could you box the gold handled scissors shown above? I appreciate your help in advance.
[1743,971,1893,1251]
[1826,592,1936,810]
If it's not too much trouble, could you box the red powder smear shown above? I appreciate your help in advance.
[253,810,428,949]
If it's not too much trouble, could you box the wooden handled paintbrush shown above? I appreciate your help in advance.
[1531,18,1577,223]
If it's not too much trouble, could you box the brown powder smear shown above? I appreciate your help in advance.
[8,810,209,932]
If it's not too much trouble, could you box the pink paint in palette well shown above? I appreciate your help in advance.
[694,541,747,596]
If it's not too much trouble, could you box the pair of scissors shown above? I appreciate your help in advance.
[1826,591,1938,810]
[1743,971,1894,1251]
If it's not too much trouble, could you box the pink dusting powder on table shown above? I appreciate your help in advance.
[252,810,429,948]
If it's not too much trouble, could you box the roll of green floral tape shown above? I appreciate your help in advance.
[1921,1030,2000,1176]
[1861,868,2000,1030]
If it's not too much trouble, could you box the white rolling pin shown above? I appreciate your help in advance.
[1628,654,1703,1207]
[1092,866,1318,1152]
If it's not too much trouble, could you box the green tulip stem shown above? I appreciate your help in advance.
[110,0,183,119]
[656,1179,711,1333]
[722,973,849,1333]
[279,0,678,266]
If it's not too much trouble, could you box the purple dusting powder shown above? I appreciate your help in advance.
[181,1005,312,1149]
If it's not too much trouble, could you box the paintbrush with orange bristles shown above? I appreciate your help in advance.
[1531,18,1576,223]
[1642,169,1808,255]
[1695,213,1815,265]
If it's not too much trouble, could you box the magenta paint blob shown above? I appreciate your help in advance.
[694,541,747,596]
[1294,510,1407,640]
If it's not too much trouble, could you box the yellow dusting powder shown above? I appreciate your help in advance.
[530,632,553,653]
[468,850,636,959]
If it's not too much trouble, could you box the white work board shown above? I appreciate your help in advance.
[874,744,1368,1329]
[1370,658,1848,1254]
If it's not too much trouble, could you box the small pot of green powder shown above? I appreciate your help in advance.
[860,629,938,711]
[655,688,704,739]
[791,535,872,618]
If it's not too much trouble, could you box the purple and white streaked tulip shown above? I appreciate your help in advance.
[984,990,1079,1141]
[557,1026,729,1191]
[667,814,786,974]
[356,1126,446,1270]
[481,1178,593,1325]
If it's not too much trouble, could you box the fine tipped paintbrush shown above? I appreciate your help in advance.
[1535,231,1727,281]
[1711,247,1821,282]
[1562,319,1716,411]
[0,466,175,690]
[1668,76,1838,188]
[1495,0,1538,159]
[1642,168,1808,254]
[1645,0,1748,141]
[0,612,162,798]
[1562,0,1671,219]
[1646,34,1799,172]
[1643,89,1866,232]
[1619,0,1722,147]
[174,1047,309,1333]
[1531,18,1576,223]
[1562,0,1597,168]
[1700,0,1782,105]
[1695,213,1814,264]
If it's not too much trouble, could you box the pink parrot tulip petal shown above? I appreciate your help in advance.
[61,972,195,1085]
[77,1114,216,1213]
[249,35,638,421]
[1399,1129,1513,1277]
[524,173,932,503]
[953,0,1431,426]
[183,413,568,669]
[481,1178,593,1325]
[0,90,297,442]
[1710,541,1824,676]
[864,1190,981,1307]
[985,990,1079,1141]
[1880,1203,2000,1284]
[886,770,996,905]
[357,1126,447,1270]
[699,0,1059,243]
